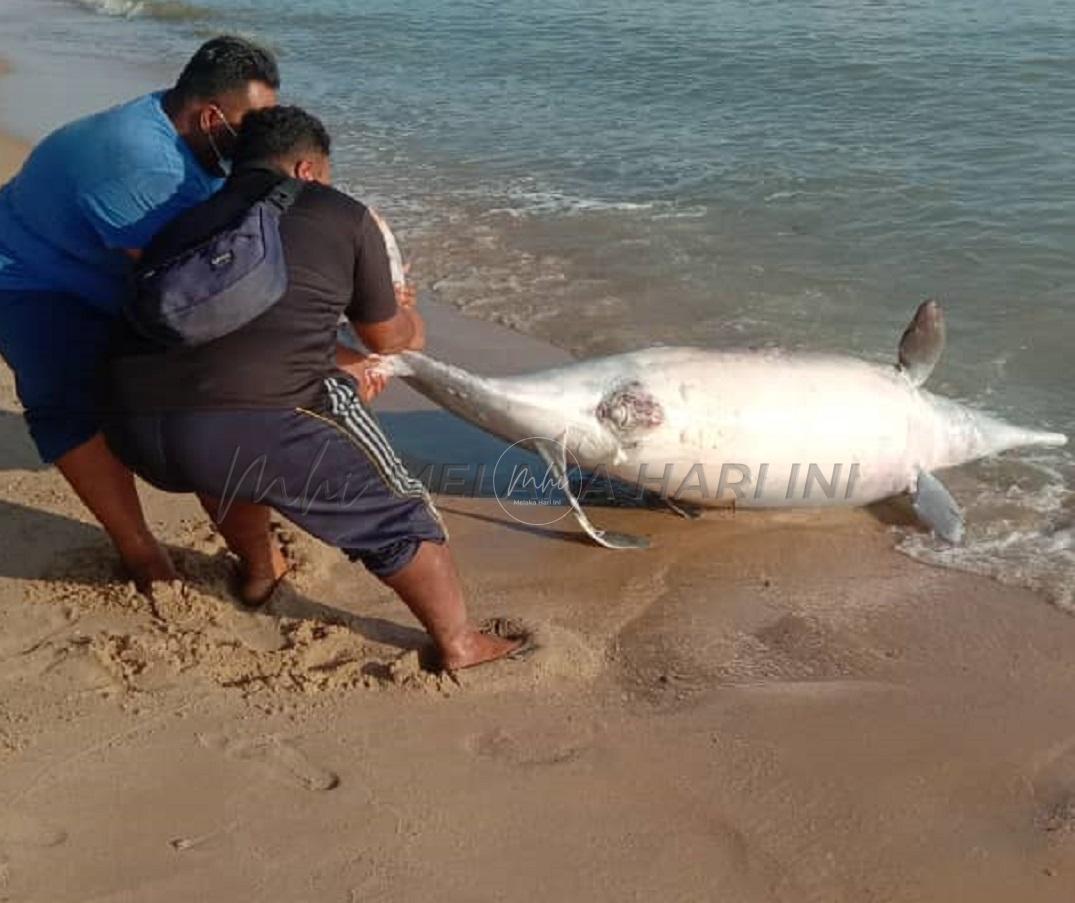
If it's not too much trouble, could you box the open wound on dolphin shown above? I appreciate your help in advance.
[596,381,665,441]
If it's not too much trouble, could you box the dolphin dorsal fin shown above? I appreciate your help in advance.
[897,299,946,386]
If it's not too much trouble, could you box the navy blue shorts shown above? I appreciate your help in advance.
[104,376,447,578]
[0,290,114,463]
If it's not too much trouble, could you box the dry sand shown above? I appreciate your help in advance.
[2,62,1075,903]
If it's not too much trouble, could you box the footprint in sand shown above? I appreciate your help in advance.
[168,820,239,853]
[0,636,120,696]
[1028,736,1075,839]
[0,607,74,661]
[198,733,338,791]
[465,723,594,767]
[0,812,67,848]
[0,814,67,898]
[215,607,289,653]
[1038,795,1075,837]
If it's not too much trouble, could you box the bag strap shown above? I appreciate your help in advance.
[264,177,305,213]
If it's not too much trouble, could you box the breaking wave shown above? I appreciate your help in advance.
[898,455,1074,612]
[70,0,207,22]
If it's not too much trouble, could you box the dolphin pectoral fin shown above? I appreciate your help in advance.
[531,437,650,551]
[897,299,946,387]
[911,470,965,544]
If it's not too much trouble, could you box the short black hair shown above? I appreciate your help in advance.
[233,105,331,169]
[173,35,279,102]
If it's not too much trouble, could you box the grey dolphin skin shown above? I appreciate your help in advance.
[367,219,1067,550]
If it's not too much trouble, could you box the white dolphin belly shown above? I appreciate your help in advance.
[476,349,947,507]
[598,351,922,507]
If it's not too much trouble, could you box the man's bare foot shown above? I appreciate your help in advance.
[439,627,525,672]
[236,540,289,608]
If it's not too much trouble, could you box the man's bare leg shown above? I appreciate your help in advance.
[381,541,521,671]
[55,433,177,592]
[197,495,287,605]
[195,500,517,669]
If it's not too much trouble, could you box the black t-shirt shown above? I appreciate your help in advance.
[108,167,398,413]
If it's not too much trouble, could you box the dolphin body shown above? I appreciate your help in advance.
[369,221,1067,549]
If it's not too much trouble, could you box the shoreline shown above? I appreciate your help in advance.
[2,43,1075,903]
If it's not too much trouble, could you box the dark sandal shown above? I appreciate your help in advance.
[479,617,539,662]
[230,561,288,609]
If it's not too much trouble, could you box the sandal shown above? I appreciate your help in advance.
[230,561,288,609]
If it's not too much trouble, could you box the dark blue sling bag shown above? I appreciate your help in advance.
[125,178,304,347]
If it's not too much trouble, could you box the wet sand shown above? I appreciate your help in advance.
[2,60,1075,903]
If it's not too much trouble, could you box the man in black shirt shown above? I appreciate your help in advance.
[106,106,521,671]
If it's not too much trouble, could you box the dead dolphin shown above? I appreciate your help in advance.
[373,304,1064,549]
[366,220,1067,550]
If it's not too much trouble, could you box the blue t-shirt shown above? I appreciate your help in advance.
[0,91,222,313]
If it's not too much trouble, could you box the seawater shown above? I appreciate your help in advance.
[3,0,1073,606]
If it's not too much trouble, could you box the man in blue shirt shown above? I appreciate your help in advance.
[0,36,278,590]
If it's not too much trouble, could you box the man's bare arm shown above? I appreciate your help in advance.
[351,306,426,355]
[337,306,425,402]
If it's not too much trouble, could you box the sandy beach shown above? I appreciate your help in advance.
[0,62,28,180]
[2,57,1075,903]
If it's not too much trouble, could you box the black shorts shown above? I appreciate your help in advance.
[0,290,115,463]
[105,376,446,578]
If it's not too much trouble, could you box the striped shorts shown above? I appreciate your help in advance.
[104,376,446,578]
